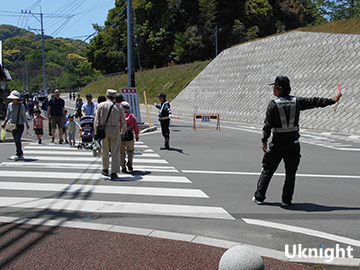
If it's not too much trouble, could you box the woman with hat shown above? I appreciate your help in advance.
[1,90,30,160]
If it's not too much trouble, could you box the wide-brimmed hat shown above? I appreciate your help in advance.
[7,90,21,100]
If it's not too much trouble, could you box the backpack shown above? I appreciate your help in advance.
[121,125,134,141]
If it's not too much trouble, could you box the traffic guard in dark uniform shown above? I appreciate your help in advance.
[155,93,172,150]
[253,76,342,207]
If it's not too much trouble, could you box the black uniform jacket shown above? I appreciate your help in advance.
[262,95,336,143]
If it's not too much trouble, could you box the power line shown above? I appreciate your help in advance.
[45,0,85,29]
[51,16,74,37]
[26,0,42,11]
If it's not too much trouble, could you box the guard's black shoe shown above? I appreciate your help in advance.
[121,168,128,173]
[102,169,109,176]
[160,144,170,150]
[110,173,118,179]
[127,163,133,172]
[280,202,291,208]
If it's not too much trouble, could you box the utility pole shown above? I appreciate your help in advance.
[40,11,46,91]
[23,7,46,91]
[215,25,218,57]
[0,40,3,67]
[25,58,29,91]
[127,0,135,88]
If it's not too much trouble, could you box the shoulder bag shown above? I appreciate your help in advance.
[96,102,115,140]
[6,103,21,133]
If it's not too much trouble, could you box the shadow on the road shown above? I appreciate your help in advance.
[107,171,152,182]
[168,147,190,156]
[22,158,38,162]
[264,202,360,212]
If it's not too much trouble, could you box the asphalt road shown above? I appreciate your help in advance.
[0,93,359,262]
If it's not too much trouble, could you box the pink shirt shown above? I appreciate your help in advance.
[33,115,46,129]
[125,112,139,135]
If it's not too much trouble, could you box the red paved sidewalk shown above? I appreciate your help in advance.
[0,222,315,269]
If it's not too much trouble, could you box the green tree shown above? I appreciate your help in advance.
[317,0,360,20]
[245,0,273,31]
[232,19,247,44]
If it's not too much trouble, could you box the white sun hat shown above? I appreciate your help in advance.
[7,90,21,100]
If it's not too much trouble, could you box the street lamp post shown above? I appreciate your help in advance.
[127,0,135,88]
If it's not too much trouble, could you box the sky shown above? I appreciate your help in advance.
[0,0,115,40]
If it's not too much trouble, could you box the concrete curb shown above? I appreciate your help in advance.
[140,126,157,134]
[0,216,358,269]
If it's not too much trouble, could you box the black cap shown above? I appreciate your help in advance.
[116,93,125,103]
[86,93,92,98]
[269,76,290,91]
[157,93,166,98]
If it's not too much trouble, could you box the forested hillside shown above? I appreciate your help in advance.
[0,24,101,92]
[85,0,326,74]
[2,0,360,93]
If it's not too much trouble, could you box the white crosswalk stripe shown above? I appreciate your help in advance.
[0,197,234,220]
[1,162,178,172]
[0,142,235,220]
[0,171,191,183]
[20,156,168,164]
[0,182,209,198]
[23,149,157,156]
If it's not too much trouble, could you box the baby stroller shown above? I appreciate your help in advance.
[77,116,94,149]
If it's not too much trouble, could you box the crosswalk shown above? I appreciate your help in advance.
[0,142,235,221]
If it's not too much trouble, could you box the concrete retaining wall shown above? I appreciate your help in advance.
[171,31,360,134]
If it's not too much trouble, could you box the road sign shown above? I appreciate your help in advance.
[120,87,141,122]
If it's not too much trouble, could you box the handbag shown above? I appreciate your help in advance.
[96,102,115,140]
[6,104,21,133]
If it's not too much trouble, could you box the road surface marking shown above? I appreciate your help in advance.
[0,182,208,198]
[182,170,360,179]
[242,218,360,247]
[0,197,235,220]
[1,162,178,172]
[23,156,168,164]
[0,170,191,183]
[24,144,149,150]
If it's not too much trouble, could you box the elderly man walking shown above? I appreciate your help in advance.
[94,89,127,179]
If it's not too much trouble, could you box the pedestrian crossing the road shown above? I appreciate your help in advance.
[0,142,235,221]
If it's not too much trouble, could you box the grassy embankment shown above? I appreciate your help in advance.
[81,61,210,104]
[81,18,360,103]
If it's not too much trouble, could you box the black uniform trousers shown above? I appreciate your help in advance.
[254,140,301,204]
[160,119,170,141]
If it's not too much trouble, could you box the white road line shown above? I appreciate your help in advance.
[301,140,360,151]
[0,197,235,220]
[23,156,168,164]
[0,182,208,198]
[182,170,259,176]
[28,141,146,146]
[24,145,149,150]
[181,170,360,179]
[242,218,360,247]
[22,150,158,156]
[0,171,191,183]
[1,162,178,172]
